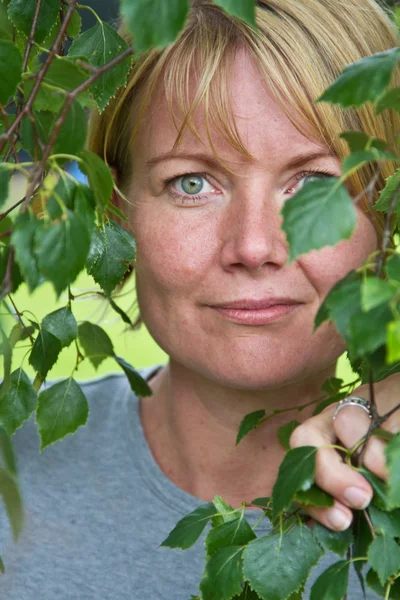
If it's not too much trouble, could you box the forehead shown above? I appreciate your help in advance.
[133,48,329,170]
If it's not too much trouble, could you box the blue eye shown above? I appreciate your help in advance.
[180,175,204,195]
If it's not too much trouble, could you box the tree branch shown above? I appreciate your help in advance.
[21,45,133,211]
[22,0,44,73]
[0,0,79,155]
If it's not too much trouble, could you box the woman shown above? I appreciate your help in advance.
[1,0,400,598]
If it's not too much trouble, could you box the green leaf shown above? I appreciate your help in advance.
[120,0,189,54]
[0,39,22,104]
[0,556,4,574]
[0,2,13,41]
[0,162,9,208]
[109,298,134,326]
[29,328,62,378]
[236,410,266,445]
[281,178,357,262]
[369,505,400,537]
[206,516,256,556]
[348,301,392,359]
[69,21,132,111]
[36,209,91,296]
[361,345,400,384]
[25,56,92,112]
[340,131,388,153]
[386,434,400,509]
[212,496,241,526]
[361,277,398,312]
[0,468,23,540]
[11,210,42,292]
[321,377,343,395]
[0,215,12,244]
[359,468,390,511]
[42,308,78,348]
[0,325,12,397]
[249,497,270,510]
[20,101,87,158]
[387,320,400,364]
[0,369,37,435]
[317,48,400,108]
[213,0,255,25]
[243,524,323,600]
[66,8,81,39]
[8,0,59,43]
[277,420,299,451]
[313,522,353,557]
[36,378,89,450]
[387,254,400,282]
[0,424,17,474]
[114,356,152,397]
[368,533,400,587]
[200,546,245,600]
[77,321,114,370]
[79,150,114,213]
[295,485,334,508]
[376,87,400,115]
[161,502,217,550]
[47,178,96,233]
[375,168,400,212]
[233,583,260,599]
[342,149,399,174]
[366,568,400,599]
[272,446,318,520]
[310,560,350,600]
[85,220,136,296]
[0,245,23,297]
[352,512,372,595]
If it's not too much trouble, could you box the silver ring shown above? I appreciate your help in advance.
[332,396,372,421]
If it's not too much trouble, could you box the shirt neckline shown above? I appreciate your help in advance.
[126,365,271,531]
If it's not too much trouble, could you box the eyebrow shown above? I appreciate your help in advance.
[145,150,336,171]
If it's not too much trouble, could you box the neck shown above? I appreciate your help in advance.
[140,359,336,508]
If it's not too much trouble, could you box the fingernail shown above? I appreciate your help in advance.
[343,487,371,509]
[327,508,352,531]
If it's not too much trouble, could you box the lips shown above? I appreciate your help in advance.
[209,298,303,325]
[211,298,301,310]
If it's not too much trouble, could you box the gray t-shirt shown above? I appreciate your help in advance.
[0,369,378,599]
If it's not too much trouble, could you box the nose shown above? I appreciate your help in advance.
[220,190,289,273]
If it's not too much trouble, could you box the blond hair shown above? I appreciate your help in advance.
[88,0,400,236]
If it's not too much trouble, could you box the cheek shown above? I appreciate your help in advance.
[299,212,378,298]
[132,206,219,293]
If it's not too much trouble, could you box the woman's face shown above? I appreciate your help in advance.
[129,49,377,390]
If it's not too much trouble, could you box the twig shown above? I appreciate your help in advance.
[21,46,133,211]
[22,0,44,73]
[0,246,15,300]
[0,0,79,155]
[352,165,383,207]
[8,295,35,346]
[376,401,400,427]
[0,196,27,222]
[363,508,376,539]
[0,106,19,163]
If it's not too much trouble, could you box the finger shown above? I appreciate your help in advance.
[290,414,373,513]
[333,404,389,480]
[301,499,353,532]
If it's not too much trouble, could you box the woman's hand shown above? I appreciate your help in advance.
[289,372,400,531]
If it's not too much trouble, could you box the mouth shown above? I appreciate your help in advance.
[208,298,303,325]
